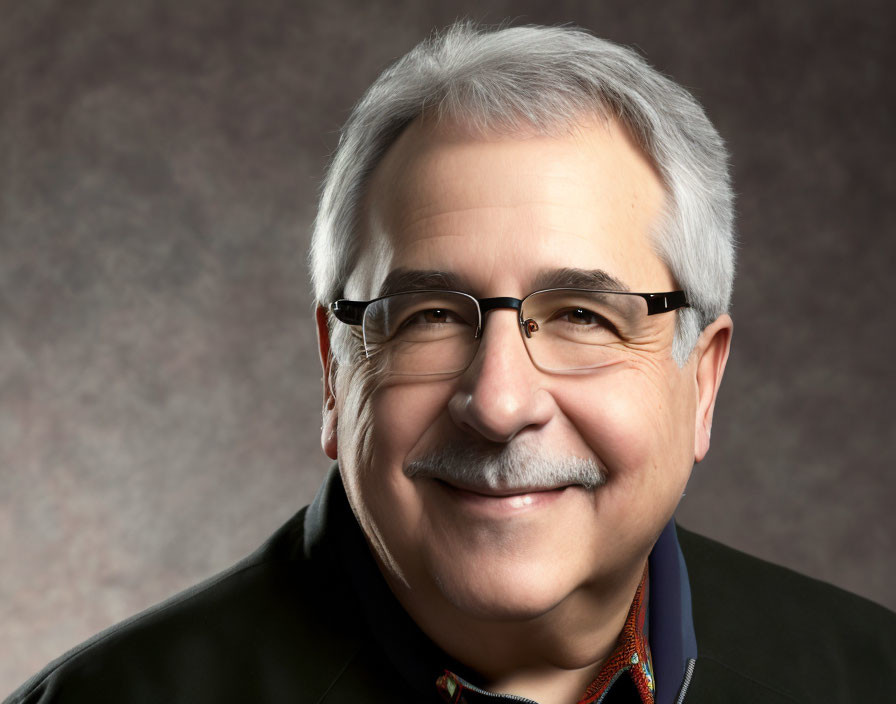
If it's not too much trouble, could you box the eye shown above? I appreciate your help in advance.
[553,307,606,326]
[565,307,601,325]
[545,306,622,338]
[406,308,458,325]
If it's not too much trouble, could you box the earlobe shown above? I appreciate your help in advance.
[322,403,338,460]
[693,314,733,463]
[316,306,339,460]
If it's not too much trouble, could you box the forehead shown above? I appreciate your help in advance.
[352,116,672,298]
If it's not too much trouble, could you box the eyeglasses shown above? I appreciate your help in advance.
[330,288,688,376]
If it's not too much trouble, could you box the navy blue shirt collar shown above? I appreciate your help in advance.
[648,520,699,704]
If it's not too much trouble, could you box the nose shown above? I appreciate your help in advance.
[448,309,555,443]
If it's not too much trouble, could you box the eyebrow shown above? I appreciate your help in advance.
[376,269,468,298]
[375,267,631,299]
[533,268,631,293]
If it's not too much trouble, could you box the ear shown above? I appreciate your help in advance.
[693,314,733,463]
[316,305,338,460]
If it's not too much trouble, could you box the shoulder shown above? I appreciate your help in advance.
[5,507,369,704]
[678,526,896,703]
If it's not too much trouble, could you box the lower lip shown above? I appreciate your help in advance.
[436,480,571,513]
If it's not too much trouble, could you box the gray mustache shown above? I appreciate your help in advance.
[404,442,607,491]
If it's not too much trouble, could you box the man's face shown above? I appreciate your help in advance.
[322,117,724,626]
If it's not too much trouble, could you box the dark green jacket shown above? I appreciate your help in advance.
[6,469,894,703]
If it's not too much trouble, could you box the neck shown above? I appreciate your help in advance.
[387,558,648,704]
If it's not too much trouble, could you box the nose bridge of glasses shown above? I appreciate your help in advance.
[475,296,525,339]
[478,297,523,321]
[471,296,533,373]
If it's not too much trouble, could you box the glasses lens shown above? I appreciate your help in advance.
[362,291,481,375]
[521,290,647,372]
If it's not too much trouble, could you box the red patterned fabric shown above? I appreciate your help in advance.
[578,566,653,703]
[436,567,654,703]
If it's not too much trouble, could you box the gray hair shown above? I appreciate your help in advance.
[310,22,735,366]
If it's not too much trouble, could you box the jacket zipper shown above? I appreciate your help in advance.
[675,658,696,703]
[447,673,541,703]
[447,658,697,704]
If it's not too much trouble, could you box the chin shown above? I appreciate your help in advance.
[428,556,577,622]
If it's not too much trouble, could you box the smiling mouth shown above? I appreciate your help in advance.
[433,479,576,513]
[435,479,575,498]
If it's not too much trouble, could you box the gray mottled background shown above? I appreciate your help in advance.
[2,0,894,693]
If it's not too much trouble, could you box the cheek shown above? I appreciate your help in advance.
[561,363,696,488]
[367,379,457,469]
[342,379,455,542]
[556,367,696,557]
[337,372,458,583]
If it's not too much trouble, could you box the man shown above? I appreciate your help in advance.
[7,22,894,704]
